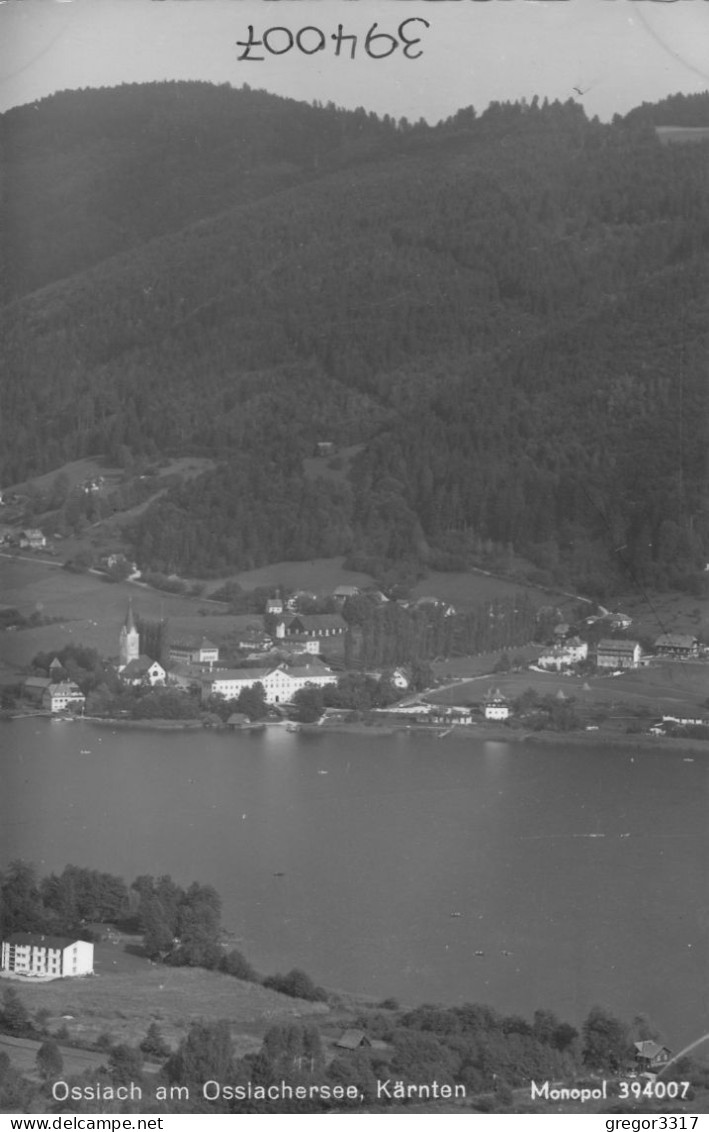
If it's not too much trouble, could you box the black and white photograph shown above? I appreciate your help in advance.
[0,0,708,1121]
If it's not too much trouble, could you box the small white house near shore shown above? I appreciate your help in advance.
[41,681,86,713]
[484,688,510,721]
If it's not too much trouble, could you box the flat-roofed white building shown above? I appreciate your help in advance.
[1,934,94,978]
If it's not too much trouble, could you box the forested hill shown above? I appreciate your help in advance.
[0,82,407,302]
[1,83,708,595]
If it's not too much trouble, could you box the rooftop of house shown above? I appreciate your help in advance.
[634,1040,671,1059]
[335,1029,371,1049]
[597,639,640,652]
[284,655,329,670]
[3,932,89,950]
[654,633,698,648]
[170,637,218,651]
[484,687,507,702]
[283,661,335,679]
[121,656,164,677]
[204,667,273,683]
[541,637,586,655]
[285,613,348,631]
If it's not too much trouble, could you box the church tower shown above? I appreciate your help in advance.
[119,599,140,669]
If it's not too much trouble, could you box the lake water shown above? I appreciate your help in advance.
[2,718,707,1049]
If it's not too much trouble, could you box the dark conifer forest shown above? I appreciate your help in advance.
[1,82,707,593]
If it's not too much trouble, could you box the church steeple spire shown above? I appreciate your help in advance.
[119,599,140,668]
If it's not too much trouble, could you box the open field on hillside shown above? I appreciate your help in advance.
[5,458,124,500]
[2,455,216,560]
[6,942,328,1056]
[6,456,215,500]
[430,645,541,681]
[203,556,374,597]
[619,589,709,644]
[409,569,579,613]
[0,558,257,675]
[428,660,709,716]
[0,1032,110,1082]
[203,558,582,613]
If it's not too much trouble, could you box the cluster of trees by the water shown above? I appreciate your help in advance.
[2,86,708,596]
[25,644,200,720]
[30,645,120,697]
[0,860,321,994]
[0,861,128,940]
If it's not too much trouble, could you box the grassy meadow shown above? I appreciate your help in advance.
[2,938,328,1057]
[428,659,709,719]
[0,557,259,676]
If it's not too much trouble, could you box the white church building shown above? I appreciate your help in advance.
[117,600,166,685]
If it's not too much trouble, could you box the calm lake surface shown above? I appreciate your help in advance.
[2,718,707,1047]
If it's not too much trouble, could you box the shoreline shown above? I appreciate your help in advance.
[312,719,708,752]
[7,710,708,752]
[85,716,205,730]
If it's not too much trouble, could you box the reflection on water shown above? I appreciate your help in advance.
[1,718,707,1045]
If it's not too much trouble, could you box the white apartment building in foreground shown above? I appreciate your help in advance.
[1,934,94,978]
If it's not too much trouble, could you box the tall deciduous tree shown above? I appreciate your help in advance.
[36,1040,63,1081]
[582,1007,630,1072]
[165,1021,236,1089]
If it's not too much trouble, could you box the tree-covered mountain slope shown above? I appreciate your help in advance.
[0,81,407,303]
[1,84,707,593]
